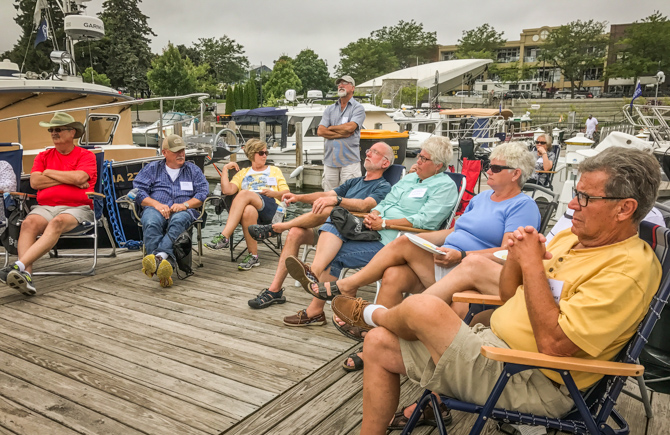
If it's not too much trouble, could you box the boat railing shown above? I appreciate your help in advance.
[135,115,200,147]
[623,104,670,146]
[0,93,210,146]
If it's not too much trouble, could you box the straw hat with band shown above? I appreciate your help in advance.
[38,112,85,139]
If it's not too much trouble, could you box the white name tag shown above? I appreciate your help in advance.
[180,181,193,191]
[341,117,350,124]
[548,278,564,305]
[266,177,277,186]
[408,187,427,198]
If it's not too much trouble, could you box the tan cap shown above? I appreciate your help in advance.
[38,111,85,139]
[336,75,355,86]
[162,134,186,152]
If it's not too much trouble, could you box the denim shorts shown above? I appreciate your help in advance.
[256,193,279,224]
[322,224,384,277]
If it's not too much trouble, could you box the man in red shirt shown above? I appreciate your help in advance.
[0,112,96,295]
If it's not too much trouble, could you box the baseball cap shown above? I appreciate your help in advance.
[335,75,355,86]
[162,134,186,152]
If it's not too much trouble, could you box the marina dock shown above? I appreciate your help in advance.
[0,244,668,434]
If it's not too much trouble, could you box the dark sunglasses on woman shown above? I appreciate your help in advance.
[257,150,269,156]
[489,164,515,173]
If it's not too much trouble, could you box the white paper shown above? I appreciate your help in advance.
[180,181,193,191]
[341,117,349,124]
[408,187,427,198]
[266,177,277,186]
[548,278,564,305]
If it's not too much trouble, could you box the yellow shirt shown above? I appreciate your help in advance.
[230,166,289,205]
[491,229,661,390]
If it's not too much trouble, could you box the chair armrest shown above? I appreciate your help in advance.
[8,191,36,199]
[352,212,366,218]
[480,346,644,377]
[535,170,558,174]
[115,197,142,221]
[85,192,106,198]
[453,293,504,306]
[395,226,429,233]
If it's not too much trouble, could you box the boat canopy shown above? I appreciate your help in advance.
[439,108,514,119]
[232,107,288,148]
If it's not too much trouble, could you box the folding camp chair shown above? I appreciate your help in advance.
[0,143,23,267]
[403,221,670,435]
[522,183,560,234]
[531,144,561,189]
[33,148,116,276]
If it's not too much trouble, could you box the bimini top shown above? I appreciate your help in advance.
[232,107,288,120]
[357,59,493,91]
[440,108,514,119]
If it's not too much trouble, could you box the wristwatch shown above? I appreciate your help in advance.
[382,219,387,229]
[460,250,467,260]
[183,202,189,209]
[336,196,342,206]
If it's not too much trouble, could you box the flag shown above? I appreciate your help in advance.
[34,19,48,47]
[630,81,642,108]
[499,101,502,115]
[33,0,46,29]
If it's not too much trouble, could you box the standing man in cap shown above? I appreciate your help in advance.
[0,112,96,295]
[318,75,366,191]
[132,134,209,287]
[585,114,598,140]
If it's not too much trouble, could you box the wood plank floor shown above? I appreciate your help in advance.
[0,244,667,434]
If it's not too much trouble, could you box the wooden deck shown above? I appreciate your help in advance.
[0,244,668,434]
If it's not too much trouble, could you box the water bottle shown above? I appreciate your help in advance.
[127,188,139,201]
[272,200,287,224]
[213,182,222,197]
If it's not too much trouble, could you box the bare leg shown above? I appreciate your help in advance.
[221,190,263,238]
[18,214,79,274]
[272,210,329,234]
[240,205,260,255]
[267,227,315,293]
[303,232,342,317]
[335,236,435,294]
[423,254,502,305]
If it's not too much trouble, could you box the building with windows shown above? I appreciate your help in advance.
[438,26,609,95]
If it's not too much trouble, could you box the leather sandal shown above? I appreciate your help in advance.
[331,313,366,342]
[342,347,364,372]
[387,401,452,431]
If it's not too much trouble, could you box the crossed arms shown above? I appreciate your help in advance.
[31,169,90,190]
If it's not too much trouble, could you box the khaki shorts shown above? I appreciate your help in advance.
[400,323,574,418]
[322,163,362,192]
[29,205,94,224]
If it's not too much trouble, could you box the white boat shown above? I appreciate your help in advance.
[132,111,198,146]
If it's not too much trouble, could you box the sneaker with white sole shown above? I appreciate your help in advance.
[7,269,36,296]
[205,234,229,250]
[0,264,19,284]
[238,253,260,270]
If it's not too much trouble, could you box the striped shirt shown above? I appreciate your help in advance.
[320,98,366,168]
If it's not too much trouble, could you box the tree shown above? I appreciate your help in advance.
[263,56,302,101]
[539,20,608,97]
[606,12,670,82]
[371,20,437,69]
[336,38,399,85]
[235,84,244,110]
[225,86,235,115]
[194,36,249,84]
[293,48,331,94]
[246,79,258,109]
[489,62,534,84]
[456,23,506,60]
[81,67,111,87]
[176,44,201,65]
[398,86,429,107]
[97,0,155,94]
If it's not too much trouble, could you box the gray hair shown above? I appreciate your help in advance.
[490,141,536,187]
[579,147,660,224]
[377,141,395,166]
[421,136,454,169]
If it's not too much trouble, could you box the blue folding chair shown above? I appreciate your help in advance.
[403,221,670,435]
[0,143,23,266]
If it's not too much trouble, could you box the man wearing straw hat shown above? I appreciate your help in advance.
[0,112,96,296]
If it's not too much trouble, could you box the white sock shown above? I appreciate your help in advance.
[363,304,386,327]
[157,252,168,261]
[15,261,25,272]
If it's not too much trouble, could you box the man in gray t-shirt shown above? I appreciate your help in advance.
[318,75,366,191]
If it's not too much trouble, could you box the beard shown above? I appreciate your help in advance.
[337,89,347,98]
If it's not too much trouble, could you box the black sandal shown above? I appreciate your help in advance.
[387,401,452,431]
[342,347,364,372]
[249,224,278,241]
[306,281,341,300]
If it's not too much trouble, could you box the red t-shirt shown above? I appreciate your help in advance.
[31,147,97,209]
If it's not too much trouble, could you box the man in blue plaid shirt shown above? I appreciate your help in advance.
[133,135,209,287]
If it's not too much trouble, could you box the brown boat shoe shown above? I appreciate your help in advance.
[331,295,374,333]
[283,309,326,327]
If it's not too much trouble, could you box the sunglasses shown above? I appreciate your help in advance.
[256,150,268,156]
[47,127,73,133]
[535,140,547,145]
[489,164,515,173]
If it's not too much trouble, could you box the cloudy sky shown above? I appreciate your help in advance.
[1,0,669,72]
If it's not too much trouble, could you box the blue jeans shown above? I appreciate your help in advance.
[322,225,384,277]
[141,207,193,260]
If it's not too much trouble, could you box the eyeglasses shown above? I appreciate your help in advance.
[366,148,390,161]
[535,140,547,145]
[256,150,268,156]
[417,154,432,163]
[337,81,352,87]
[47,127,73,133]
[572,188,629,207]
[489,164,515,173]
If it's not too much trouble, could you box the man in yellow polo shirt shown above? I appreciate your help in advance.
[329,146,662,435]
